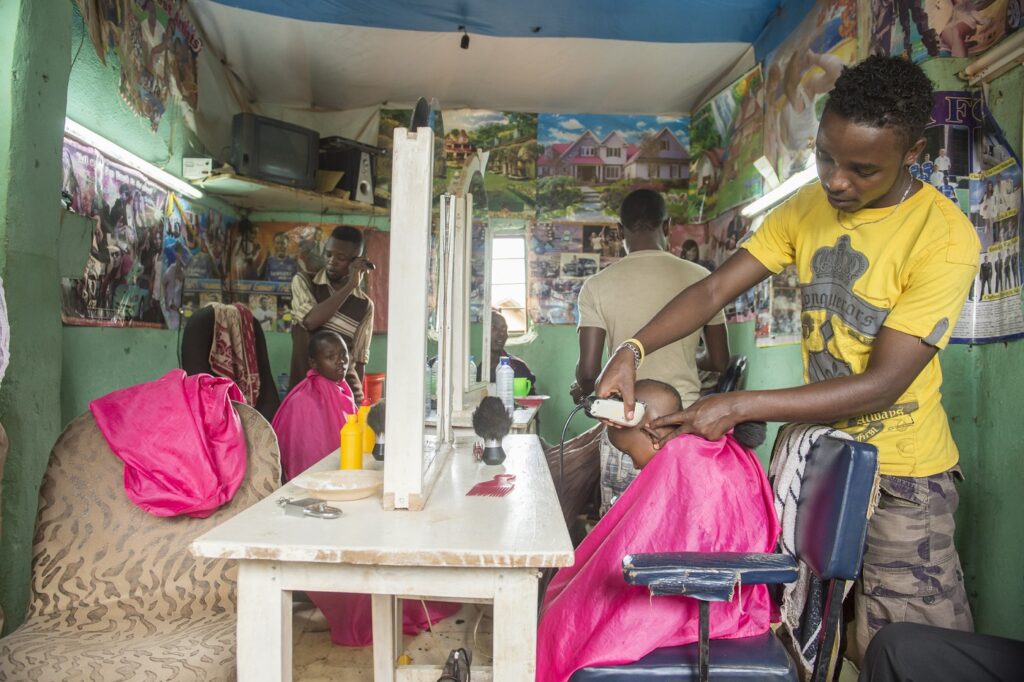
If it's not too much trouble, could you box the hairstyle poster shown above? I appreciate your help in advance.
[688,66,765,222]
[763,0,858,182]
[536,114,690,222]
[869,0,1021,63]
[755,266,802,347]
[60,137,216,329]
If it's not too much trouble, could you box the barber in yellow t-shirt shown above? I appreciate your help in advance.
[595,56,980,659]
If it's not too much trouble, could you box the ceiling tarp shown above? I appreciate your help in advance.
[205,0,782,44]
[191,0,754,118]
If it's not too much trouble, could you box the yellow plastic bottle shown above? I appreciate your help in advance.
[357,399,376,456]
[340,414,362,470]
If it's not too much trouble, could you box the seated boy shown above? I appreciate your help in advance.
[271,329,356,481]
[536,380,780,682]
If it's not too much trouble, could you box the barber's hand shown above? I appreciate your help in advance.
[647,393,743,447]
[347,257,374,288]
[569,381,588,405]
[594,348,638,426]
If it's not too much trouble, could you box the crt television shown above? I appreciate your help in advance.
[231,113,319,190]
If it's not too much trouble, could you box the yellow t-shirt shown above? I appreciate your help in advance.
[742,182,980,476]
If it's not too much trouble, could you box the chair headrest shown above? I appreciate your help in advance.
[795,435,878,580]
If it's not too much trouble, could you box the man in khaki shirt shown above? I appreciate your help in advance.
[572,189,729,513]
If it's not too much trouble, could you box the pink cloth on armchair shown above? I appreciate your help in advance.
[537,433,781,682]
[89,369,247,518]
[271,369,357,481]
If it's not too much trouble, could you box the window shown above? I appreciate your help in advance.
[649,163,659,177]
[659,139,670,151]
[491,236,528,333]
[580,146,595,157]
[605,166,621,180]
[606,147,621,158]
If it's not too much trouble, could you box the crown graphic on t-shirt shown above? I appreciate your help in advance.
[811,235,869,287]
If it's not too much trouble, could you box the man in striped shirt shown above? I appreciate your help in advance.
[289,226,375,401]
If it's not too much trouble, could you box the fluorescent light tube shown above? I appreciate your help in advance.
[741,157,818,218]
[64,118,203,200]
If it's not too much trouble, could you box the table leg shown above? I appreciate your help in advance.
[492,570,540,682]
[372,594,402,681]
[237,561,292,681]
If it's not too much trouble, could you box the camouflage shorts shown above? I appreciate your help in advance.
[854,468,974,660]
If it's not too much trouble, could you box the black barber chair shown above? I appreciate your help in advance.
[714,355,748,394]
[571,435,878,682]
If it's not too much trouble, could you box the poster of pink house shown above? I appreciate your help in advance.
[538,127,688,184]
[536,113,691,220]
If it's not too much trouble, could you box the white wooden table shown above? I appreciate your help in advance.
[191,435,573,682]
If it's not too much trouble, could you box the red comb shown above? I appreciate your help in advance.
[466,474,516,497]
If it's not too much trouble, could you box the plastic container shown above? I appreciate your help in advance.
[496,357,515,415]
[340,414,363,470]
[363,372,385,404]
[357,399,376,455]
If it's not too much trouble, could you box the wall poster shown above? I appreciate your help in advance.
[929,91,1024,343]
[688,66,766,222]
[763,0,858,182]
[869,0,1021,62]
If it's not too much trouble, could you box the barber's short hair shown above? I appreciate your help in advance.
[620,189,668,232]
[329,225,364,249]
[823,55,933,148]
[635,378,682,412]
[308,329,347,358]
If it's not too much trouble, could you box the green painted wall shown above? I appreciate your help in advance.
[0,0,72,634]
[15,0,1024,644]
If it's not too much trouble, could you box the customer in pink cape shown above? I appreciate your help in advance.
[273,329,460,645]
[537,380,781,681]
[272,329,357,481]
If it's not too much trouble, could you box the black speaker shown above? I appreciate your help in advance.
[319,136,385,204]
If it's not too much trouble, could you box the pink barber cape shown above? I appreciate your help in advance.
[537,434,781,682]
[89,369,247,518]
[272,369,357,481]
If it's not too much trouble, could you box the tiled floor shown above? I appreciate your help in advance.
[291,601,861,681]
[292,602,493,681]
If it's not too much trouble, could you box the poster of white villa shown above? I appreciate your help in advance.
[536,114,691,220]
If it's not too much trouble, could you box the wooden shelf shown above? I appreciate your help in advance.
[192,172,388,215]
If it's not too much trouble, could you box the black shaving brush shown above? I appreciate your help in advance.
[472,397,512,465]
[367,400,386,461]
[732,421,767,450]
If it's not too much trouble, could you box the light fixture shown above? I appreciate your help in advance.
[63,117,203,199]
[741,156,818,218]
[459,25,470,49]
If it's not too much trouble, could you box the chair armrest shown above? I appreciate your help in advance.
[622,552,799,601]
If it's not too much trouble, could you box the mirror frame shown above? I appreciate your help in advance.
[450,152,491,414]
